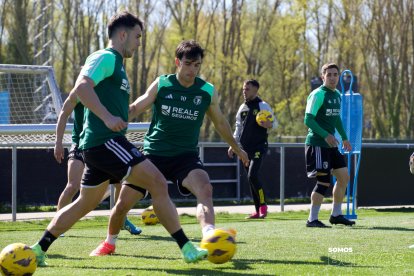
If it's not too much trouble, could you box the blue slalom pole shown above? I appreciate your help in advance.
[339,70,362,220]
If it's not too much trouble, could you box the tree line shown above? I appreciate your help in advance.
[1,0,414,140]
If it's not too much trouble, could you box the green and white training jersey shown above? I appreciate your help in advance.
[305,85,346,147]
[78,48,130,150]
[143,74,214,156]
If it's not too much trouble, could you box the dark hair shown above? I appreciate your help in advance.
[244,79,260,89]
[175,40,204,60]
[107,11,144,38]
[321,63,340,75]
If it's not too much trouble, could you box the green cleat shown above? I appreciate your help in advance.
[31,243,47,267]
[181,241,208,263]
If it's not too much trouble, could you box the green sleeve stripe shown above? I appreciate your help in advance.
[200,81,214,97]
[305,90,324,115]
[80,50,115,86]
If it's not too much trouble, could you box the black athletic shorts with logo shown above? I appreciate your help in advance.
[80,136,147,195]
[68,144,84,163]
[145,152,205,196]
[305,145,346,179]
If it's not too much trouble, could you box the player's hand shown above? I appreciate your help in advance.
[325,134,338,147]
[235,148,249,167]
[259,120,273,129]
[342,140,352,152]
[54,142,64,163]
[104,115,128,132]
[227,147,234,158]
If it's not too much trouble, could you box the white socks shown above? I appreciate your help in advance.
[331,203,342,217]
[309,205,321,222]
[105,234,118,245]
[202,224,215,237]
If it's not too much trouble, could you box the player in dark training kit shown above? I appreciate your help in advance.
[304,63,355,228]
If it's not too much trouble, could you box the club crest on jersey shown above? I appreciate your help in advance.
[193,96,202,105]
[253,109,259,115]
[323,161,328,169]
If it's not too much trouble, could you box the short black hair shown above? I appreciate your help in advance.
[244,79,260,89]
[321,63,340,75]
[175,40,204,60]
[107,11,144,38]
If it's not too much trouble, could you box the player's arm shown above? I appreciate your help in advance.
[54,89,78,163]
[304,92,337,147]
[259,101,278,129]
[74,76,126,132]
[207,91,249,166]
[75,52,126,132]
[335,118,352,152]
[228,105,243,158]
[129,78,159,121]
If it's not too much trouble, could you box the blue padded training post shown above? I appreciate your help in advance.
[337,70,363,220]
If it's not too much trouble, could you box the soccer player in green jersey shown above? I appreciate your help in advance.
[304,63,355,228]
[31,12,207,267]
[90,40,249,256]
[54,90,142,235]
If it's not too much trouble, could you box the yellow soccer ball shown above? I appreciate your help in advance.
[200,229,237,264]
[256,110,274,125]
[141,207,159,225]
[0,243,37,276]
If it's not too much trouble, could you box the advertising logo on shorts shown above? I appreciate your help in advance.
[193,96,202,105]
[161,105,171,116]
[323,161,328,169]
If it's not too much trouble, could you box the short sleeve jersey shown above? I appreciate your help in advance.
[305,85,342,147]
[143,74,214,156]
[71,102,84,145]
[78,48,130,150]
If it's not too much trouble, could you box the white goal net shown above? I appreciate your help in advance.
[0,64,147,145]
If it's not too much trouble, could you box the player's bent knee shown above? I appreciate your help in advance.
[313,183,329,196]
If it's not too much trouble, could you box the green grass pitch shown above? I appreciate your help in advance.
[0,209,414,275]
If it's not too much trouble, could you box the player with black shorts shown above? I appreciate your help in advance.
[90,40,249,256]
[31,12,207,267]
[304,63,355,228]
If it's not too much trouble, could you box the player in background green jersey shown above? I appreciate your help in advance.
[90,40,249,256]
[304,63,355,228]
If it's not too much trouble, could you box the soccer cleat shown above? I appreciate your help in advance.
[123,218,142,235]
[259,205,268,218]
[31,243,47,267]
[181,241,208,263]
[245,212,260,219]
[89,241,116,256]
[329,215,356,226]
[306,220,329,228]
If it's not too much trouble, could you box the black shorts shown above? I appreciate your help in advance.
[145,152,205,196]
[305,145,346,178]
[68,144,84,163]
[81,136,146,189]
